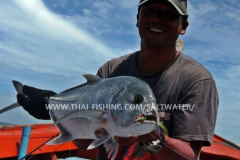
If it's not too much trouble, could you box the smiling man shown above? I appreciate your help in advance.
[93,0,218,159]
[17,0,218,159]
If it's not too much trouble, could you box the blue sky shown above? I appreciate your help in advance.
[0,0,239,145]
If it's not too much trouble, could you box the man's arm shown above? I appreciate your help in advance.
[141,131,202,160]
[114,130,202,160]
[156,136,202,160]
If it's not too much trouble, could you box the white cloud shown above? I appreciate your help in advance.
[225,65,240,79]
[185,0,240,64]
[118,0,139,9]
[14,0,113,55]
[0,0,119,77]
[92,1,114,18]
[51,0,68,8]
[83,9,91,16]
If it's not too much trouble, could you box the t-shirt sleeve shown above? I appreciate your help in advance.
[96,61,110,78]
[172,78,219,146]
[96,67,104,78]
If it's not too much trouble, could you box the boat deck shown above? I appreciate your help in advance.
[0,124,239,160]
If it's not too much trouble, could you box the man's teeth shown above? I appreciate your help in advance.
[149,28,163,33]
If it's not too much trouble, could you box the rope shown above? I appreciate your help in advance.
[19,133,59,160]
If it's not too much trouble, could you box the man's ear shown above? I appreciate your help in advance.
[136,13,139,28]
[180,20,189,35]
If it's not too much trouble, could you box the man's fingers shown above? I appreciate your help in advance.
[41,91,57,97]
[114,137,120,143]
[22,85,42,96]
[17,93,29,110]
[94,130,100,137]
[114,136,138,146]
[99,128,108,134]
[22,85,56,98]
[94,128,108,137]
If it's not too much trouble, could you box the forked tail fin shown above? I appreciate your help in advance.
[0,102,20,114]
[0,80,24,114]
[12,80,23,94]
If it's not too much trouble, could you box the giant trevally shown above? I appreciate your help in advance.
[0,74,160,160]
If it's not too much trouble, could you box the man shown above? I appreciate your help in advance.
[17,0,218,159]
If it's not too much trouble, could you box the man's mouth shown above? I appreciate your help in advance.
[148,27,164,33]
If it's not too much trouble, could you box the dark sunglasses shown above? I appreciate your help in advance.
[140,7,181,21]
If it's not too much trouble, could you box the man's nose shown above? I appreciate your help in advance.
[149,10,165,21]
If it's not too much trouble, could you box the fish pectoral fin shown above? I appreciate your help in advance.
[104,138,119,160]
[49,110,106,129]
[83,74,102,83]
[47,123,74,145]
[87,134,112,150]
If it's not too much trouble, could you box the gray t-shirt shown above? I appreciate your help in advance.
[97,51,218,146]
[96,51,218,160]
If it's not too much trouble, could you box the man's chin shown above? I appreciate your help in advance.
[142,40,166,48]
[142,39,177,48]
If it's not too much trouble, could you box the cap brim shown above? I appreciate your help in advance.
[138,0,188,16]
[138,0,149,6]
[167,0,185,15]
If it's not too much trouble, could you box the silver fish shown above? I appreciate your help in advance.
[1,74,159,160]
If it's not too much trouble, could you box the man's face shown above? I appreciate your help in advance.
[137,0,188,48]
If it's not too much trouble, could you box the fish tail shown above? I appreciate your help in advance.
[0,102,20,114]
[0,80,24,114]
[12,80,23,94]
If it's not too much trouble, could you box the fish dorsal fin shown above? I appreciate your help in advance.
[83,74,102,83]
[59,74,102,94]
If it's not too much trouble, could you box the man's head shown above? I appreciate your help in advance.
[136,0,189,48]
[138,0,188,17]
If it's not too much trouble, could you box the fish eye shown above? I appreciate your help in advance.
[134,95,143,104]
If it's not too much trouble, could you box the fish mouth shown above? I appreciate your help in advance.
[135,114,157,122]
[145,114,157,121]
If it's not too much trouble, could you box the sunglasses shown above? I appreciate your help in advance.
[140,7,181,21]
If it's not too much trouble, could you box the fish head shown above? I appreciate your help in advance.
[109,77,159,137]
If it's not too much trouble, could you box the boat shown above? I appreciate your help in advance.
[0,124,239,160]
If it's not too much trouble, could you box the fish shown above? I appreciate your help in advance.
[0,74,159,160]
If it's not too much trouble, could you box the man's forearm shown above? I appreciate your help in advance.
[154,135,202,160]
[140,132,202,160]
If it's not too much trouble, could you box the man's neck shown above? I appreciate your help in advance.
[137,43,179,74]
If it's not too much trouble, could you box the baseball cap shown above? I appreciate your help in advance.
[138,0,188,16]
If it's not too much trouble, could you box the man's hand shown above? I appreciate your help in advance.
[17,85,56,120]
[94,128,202,160]
[94,128,158,146]
[114,131,158,146]
[72,139,94,150]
